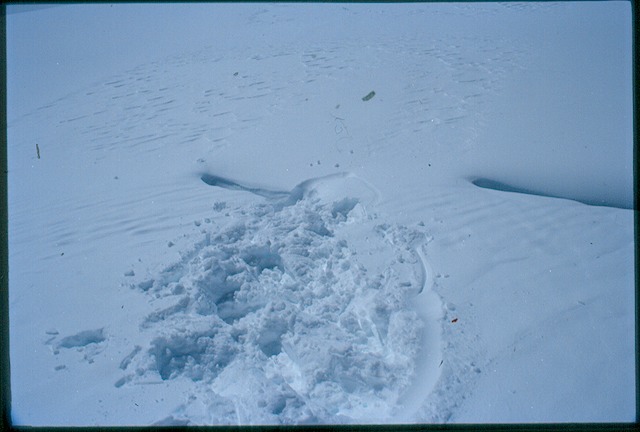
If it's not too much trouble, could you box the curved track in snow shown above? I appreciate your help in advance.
[395,242,443,422]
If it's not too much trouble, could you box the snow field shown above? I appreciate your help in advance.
[7,2,633,425]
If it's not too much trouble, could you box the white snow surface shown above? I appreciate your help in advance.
[7,2,634,426]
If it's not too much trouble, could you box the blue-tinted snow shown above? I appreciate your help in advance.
[7,1,634,426]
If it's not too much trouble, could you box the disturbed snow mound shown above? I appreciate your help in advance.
[117,174,430,424]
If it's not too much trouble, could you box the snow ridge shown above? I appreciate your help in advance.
[117,173,433,425]
[200,173,290,200]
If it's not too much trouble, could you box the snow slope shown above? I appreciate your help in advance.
[7,2,634,425]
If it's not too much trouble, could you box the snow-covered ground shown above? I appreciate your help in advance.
[7,2,634,426]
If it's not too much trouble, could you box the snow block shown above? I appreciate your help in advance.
[58,328,106,348]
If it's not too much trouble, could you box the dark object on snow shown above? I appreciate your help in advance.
[362,91,375,101]
[36,143,41,159]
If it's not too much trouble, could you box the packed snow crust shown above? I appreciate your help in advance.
[7,1,634,426]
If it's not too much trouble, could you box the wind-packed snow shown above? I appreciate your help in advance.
[7,2,634,426]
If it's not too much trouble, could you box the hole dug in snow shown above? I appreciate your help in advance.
[123,175,429,423]
[150,329,238,381]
